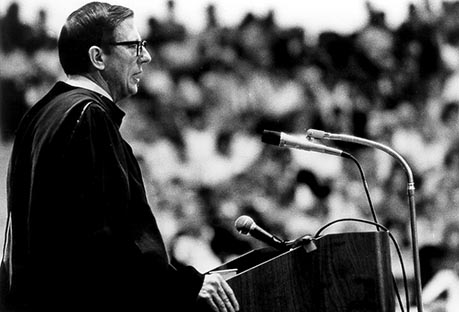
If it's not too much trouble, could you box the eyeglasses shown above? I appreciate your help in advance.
[108,40,147,57]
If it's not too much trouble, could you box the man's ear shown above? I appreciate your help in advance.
[88,46,105,70]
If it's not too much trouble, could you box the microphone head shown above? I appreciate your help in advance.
[235,215,255,235]
[261,130,281,146]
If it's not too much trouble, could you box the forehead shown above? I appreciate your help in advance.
[112,17,140,41]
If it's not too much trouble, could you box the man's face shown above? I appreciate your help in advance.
[102,17,151,102]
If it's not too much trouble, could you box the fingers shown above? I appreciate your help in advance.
[215,281,234,312]
[199,273,240,312]
[219,278,239,311]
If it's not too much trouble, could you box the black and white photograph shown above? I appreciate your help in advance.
[0,0,458,311]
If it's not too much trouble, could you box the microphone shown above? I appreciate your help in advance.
[262,130,350,158]
[306,129,411,169]
[305,128,425,312]
[235,215,287,251]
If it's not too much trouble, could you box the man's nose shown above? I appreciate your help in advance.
[139,47,152,64]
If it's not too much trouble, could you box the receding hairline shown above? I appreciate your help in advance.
[63,3,134,31]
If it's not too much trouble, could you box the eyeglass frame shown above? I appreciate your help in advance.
[107,39,147,57]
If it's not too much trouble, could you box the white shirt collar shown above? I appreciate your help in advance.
[65,75,114,102]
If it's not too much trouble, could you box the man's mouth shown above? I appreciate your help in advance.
[133,71,142,83]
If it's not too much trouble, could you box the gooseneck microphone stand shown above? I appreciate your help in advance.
[306,129,423,312]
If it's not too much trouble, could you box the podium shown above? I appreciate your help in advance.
[209,231,395,312]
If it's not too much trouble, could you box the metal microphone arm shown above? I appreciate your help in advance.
[306,129,423,312]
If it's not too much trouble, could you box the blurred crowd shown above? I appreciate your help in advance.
[3,0,459,308]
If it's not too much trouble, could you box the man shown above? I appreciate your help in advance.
[0,2,239,311]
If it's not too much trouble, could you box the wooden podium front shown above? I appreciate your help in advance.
[208,231,395,312]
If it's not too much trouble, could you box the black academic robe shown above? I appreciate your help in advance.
[0,82,204,311]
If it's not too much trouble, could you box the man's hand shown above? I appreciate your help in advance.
[197,273,240,312]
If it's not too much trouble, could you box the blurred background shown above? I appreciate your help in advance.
[2,0,459,310]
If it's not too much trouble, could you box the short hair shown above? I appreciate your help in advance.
[58,2,133,75]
